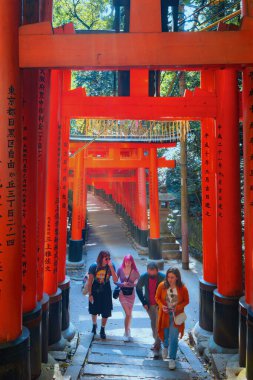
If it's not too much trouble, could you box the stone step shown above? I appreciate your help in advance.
[161,234,177,243]
[162,250,182,260]
[162,242,181,250]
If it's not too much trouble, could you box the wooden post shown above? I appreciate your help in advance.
[199,70,217,332]
[69,152,84,263]
[43,70,63,347]
[148,147,162,267]
[0,1,30,377]
[243,67,253,377]
[213,69,242,349]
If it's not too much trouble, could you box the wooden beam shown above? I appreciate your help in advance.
[19,21,253,69]
[86,177,136,182]
[69,141,177,149]
[63,90,217,119]
[80,156,175,169]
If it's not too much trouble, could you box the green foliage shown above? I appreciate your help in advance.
[72,70,116,95]
[160,71,200,97]
[53,0,114,30]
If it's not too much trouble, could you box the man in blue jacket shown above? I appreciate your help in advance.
[136,262,165,357]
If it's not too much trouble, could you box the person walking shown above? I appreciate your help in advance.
[136,262,165,357]
[87,250,118,339]
[155,267,189,370]
[116,255,140,342]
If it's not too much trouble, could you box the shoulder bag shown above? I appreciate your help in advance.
[121,269,134,296]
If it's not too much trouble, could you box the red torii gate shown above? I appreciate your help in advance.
[68,140,176,262]
[0,0,253,379]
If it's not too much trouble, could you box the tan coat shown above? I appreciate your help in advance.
[155,281,189,341]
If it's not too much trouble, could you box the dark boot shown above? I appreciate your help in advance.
[100,326,106,339]
[91,324,97,334]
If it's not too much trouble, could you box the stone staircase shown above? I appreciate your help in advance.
[161,233,182,260]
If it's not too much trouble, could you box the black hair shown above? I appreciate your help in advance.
[147,262,158,271]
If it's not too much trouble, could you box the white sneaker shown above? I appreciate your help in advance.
[123,333,129,342]
[168,359,176,370]
[127,330,134,342]
[162,347,168,359]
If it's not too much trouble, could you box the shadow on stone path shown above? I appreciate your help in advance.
[65,192,212,379]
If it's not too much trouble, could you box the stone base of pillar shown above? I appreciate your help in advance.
[133,225,138,241]
[66,259,85,268]
[68,239,83,262]
[48,289,64,347]
[199,278,216,332]
[239,296,248,367]
[58,277,76,341]
[62,322,76,342]
[23,303,42,380]
[148,238,162,260]
[41,293,49,363]
[82,228,87,244]
[192,321,213,353]
[139,229,149,247]
[246,307,253,380]
[213,289,240,349]
[118,204,123,216]
[0,327,31,380]
[208,335,238,354]
[58,277,70,331]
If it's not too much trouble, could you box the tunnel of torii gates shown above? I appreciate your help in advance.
[1,0,253,379]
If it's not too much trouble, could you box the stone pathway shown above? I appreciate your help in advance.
[66,192,212,379]
[80,334,202,379]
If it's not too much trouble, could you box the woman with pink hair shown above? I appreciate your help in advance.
[116,254,140,341]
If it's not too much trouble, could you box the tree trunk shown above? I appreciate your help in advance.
[178,2,189,270]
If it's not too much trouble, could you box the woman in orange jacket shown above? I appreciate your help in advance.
[155,267,189,370]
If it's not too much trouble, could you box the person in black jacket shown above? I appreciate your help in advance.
[136,262,165,357]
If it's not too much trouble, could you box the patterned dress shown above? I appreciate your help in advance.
[88,263,116,318]
[117,267,140,309]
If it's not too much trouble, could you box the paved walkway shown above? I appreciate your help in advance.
[68,192,211,380]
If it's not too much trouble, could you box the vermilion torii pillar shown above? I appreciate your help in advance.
[58,111,75,342]
[21,68,42,379]
[0,2,30,379]
[137,167,149,247]
[37,0,53,364]
[148,147,163,268]
[213,69,242,349]
[199,70,217,333]
[44,70,64,348]
[81,160,88,244]
[37,68,51,364]
[242,67,253,379]
[69,152,84,263]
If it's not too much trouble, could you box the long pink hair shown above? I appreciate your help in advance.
[121,254,138,272]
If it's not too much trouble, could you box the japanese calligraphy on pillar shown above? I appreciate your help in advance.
[21,115,28,290]
[0,86,17,286]
[37,69,47,292]
[217,124,223,218]
[61,139,69,212]
[54,123,61,274]
[246,70,253,209]
[202,129,213,217]
[38,70,46,163]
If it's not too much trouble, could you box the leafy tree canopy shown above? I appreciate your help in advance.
[53,0,114,30]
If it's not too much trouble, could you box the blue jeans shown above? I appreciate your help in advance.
[163,312,179,360]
